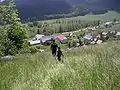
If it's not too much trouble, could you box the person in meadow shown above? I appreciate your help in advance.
[76,36,81,47]
[57,47,64,62]
[51,40,58,56]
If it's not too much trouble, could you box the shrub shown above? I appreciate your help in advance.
[29,47,39,54]
[8,22,27,50]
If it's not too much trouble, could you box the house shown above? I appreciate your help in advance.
[104,21,113,28]
[109,31,117,36]
[52,34,67,44]
[105,21,113,25]
[40,36,53,45]
[28,39,41,45]
[57,34,67,43]
[99,24,106,29]
[102,32,108,35]
[88,27,97,31]
[28,34,44,45]
[83,33,93,40]
[52,34,60,39]
[115,21,120,24]
[115,32,120,36]
[83,33,93,45]
[35,34,44,40]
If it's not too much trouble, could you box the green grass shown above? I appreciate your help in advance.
[41,11,120,24]
[0,41,120,90]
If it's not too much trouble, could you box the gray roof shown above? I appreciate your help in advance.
[102,32,108,35]
[83,34,93,40]
[40,36,53,43]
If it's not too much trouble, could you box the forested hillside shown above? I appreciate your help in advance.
[15,0,71,20]
[14,0,120,21]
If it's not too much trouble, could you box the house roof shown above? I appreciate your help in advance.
[52,34,67,41]
[57,34,67,41]
[102,32,108,35]
[40,36,53,43]
[28,40,41,45]
[84,34,93,40]
[35,34,44,40]
[52,34,60,39]
[116,32,120,36]
[105,21,113,25]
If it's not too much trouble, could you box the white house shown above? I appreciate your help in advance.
[35,34,45,40]
[28,34,44,45]
[88,27,97,31]
[105,21,113,25]
[115,32,120,36]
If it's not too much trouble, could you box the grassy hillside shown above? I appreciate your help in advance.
[0,41,120,90]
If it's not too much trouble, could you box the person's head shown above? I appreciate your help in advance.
[53,39,55,43]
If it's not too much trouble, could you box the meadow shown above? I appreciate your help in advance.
[41,11,120,24]
[0,41,120,90]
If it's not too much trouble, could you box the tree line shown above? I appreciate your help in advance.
[27,20,100,38]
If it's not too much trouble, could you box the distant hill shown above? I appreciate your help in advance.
[14,0,120,20]
[15,0,71,20]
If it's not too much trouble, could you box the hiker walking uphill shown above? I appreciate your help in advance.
[51,40,58,56]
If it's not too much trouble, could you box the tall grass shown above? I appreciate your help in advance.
[0,41,120,90]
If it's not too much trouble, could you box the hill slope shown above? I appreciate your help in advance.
[0,41,120,90]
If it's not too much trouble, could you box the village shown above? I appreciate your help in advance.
[28,20,120,48]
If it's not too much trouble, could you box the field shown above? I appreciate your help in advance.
[0,41,120,90]
[41,11,120,24]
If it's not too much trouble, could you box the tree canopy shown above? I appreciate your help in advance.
[0,0,27,56]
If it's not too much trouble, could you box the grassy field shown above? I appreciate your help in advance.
[41,11,120,24]
[0,41,120,90]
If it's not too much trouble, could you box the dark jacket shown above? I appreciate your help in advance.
[51,42,58,52]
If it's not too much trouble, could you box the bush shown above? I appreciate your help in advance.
[8,22,27,50]
[0,28,18,56]
[71,39,77,47]
[29,47,39,54]
[18,47,31,54]
[36,46,41,49]
[68,37,77,48]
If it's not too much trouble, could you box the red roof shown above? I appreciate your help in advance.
[57,34,67,41]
